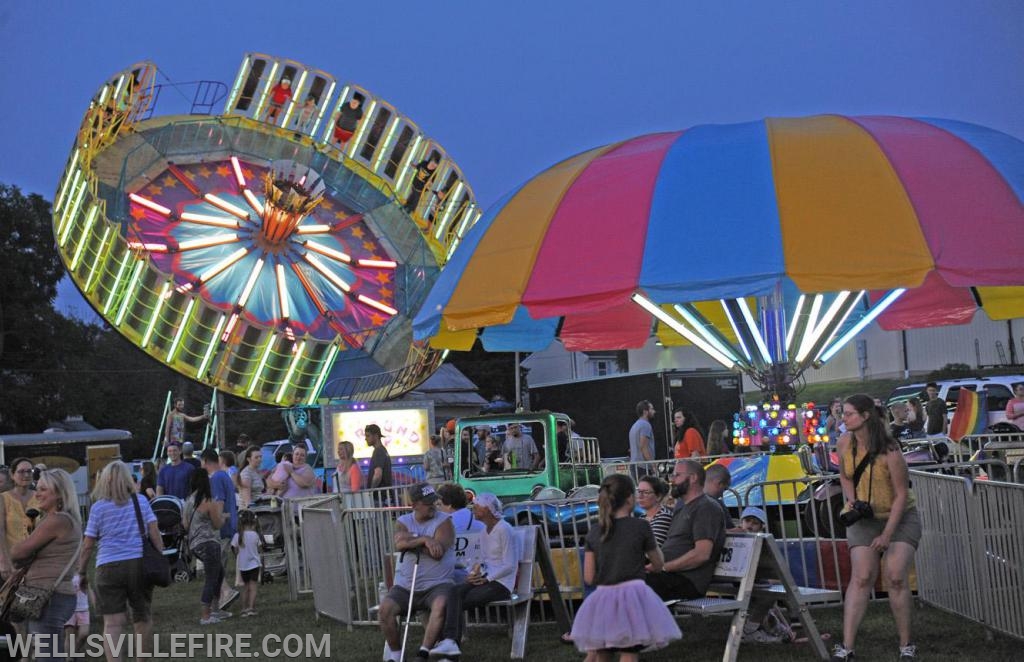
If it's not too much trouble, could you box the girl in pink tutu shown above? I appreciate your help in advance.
[570,474,682,660]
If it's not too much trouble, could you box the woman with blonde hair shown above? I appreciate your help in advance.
[11,469,82,662]
[78,461,163,662]
[335,441,362,494]
[0,457,42,580]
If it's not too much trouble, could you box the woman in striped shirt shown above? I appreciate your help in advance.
[636,475,673,546]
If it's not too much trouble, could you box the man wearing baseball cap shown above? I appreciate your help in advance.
[365,424,393,489]
[431,493,518,659]
[379,483,454,661]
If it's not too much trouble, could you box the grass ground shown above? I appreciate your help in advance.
[70,573,1021,661]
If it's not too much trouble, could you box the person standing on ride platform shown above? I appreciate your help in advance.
[164,397,208,449]
[332,94,364,147]
[263,78,292,123]
[830,394,921,662]
[923,382,948,437]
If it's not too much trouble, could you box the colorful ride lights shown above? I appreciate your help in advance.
[731,396,800,450]
[802,402,828,444]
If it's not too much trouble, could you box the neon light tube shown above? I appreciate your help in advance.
[306,343,339,405]
[70,204,100,269]
[225,57,250,112]
[55,168,81,224]
[813,291,865,362]
[129,193,171,216]
[435,182,464,240]
[142,282,171,348]
[276,263,290,319]
[179,212,240,228]
[177,234,239,252]
[357,259,397,269]
[221,312,240,342]
[785,294,806,354]
[633,294,736,369]
[796,291,852,363]
[246,338,277,397]
[818,289,906,363]
[167,297,196,362]
[373,119,400,171]
[254,62,280,119]
[197,314,227,377]
[357,295,397,316]
[198,247,248,283]
[230,156,246,188]
[295,224,331,234]
[737,298,772,364]
[127,241,169,253]
[204,194,250,220]
[303,254,352,292]
[455,203,477,241]
[275,340,307,403]
[310,80,336,136]
[242,189,264,216]
[84,226,113,293]
[98,84,110,105]
[54,163,79,214]
[395,136,423,193]
[720,300,753,363]
[305,241,351,263]
[59,181,88,245]
[103,252,132,315]
[280,70,308,128]
[794,294,824,364]
[673,304,743,365]
[237,258,265,307]
[114,260,146,326]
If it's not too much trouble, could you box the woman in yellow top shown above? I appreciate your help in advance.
[0,457,42,579]
[831,395,921,662]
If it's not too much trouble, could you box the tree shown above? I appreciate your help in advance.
[0,184,64,363]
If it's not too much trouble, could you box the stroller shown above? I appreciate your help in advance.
[248,500,288,581]
[150,495,194,583]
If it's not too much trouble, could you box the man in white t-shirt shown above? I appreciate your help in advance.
[430,493,518,659]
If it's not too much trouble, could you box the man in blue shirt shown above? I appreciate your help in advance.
[201,448,239,615]
[156,442,194,499]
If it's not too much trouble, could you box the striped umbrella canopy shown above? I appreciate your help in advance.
[413,115,1024,387]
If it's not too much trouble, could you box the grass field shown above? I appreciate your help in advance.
[84,572,1018,661]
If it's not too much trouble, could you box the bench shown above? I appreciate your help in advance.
[666,533,833,662]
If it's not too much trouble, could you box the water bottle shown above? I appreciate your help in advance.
[378,581,387,605]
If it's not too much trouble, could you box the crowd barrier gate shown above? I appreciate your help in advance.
[912,470,1024,642]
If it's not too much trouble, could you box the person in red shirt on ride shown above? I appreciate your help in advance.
[263,78,292,123]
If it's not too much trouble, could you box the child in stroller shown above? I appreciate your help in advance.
[150,495,194,583]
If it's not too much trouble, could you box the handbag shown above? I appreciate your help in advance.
[9,514,82,621]
[132,494,171,588]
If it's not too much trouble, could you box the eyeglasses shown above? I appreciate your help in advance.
[636,489,655,496]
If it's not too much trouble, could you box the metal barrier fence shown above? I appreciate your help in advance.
[912,470,1024,641]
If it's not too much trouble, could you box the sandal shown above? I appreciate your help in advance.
[560,633,574,645]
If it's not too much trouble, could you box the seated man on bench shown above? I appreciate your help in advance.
[645,460,727,600]
[380,484,455,662]
[430,493,518,659]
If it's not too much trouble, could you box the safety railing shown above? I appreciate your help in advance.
[912,470,1024,641]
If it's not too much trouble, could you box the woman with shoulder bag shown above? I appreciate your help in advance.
[0,458,43,581]
[10,469,82,662]
[78,461,163,662]
[831,394,922,662]
[183,469,226,625]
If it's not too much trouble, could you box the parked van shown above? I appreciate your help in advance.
[887,376,1024,428]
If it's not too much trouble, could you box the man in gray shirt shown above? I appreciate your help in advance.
[502,423,539,470]
[629,400,656,462]
[646,460,727,600]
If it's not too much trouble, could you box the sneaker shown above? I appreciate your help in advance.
[830,644,855,660]
[219,589,240,611]
[416,648,430,660]
[898,644,917,660]
[210,610,233,620]
[383,642,401,662]
[199,615,222,625]
[429,639,462,657]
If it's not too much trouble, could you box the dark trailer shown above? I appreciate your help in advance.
[528,370,743,459]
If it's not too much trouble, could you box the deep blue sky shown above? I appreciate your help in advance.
[2,1,1021,318]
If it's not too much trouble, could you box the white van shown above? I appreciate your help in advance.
[887,376,1024,428]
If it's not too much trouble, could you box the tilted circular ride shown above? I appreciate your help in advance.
[53,55,481,405]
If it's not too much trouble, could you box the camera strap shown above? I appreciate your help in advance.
[851,444,875,501]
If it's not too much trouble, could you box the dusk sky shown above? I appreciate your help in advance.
[2,1,1021,318]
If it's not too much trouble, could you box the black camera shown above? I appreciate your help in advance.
[839,500,874,527]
